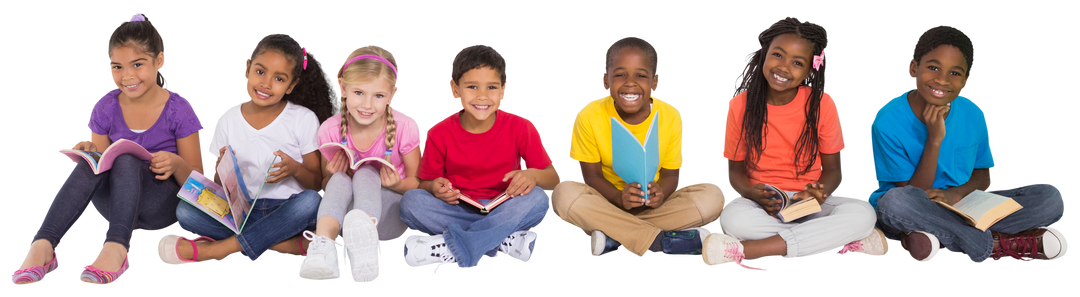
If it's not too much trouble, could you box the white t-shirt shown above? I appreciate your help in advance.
[210,101,320,200]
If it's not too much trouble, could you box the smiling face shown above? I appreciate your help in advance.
[245,50,297,107]
[110,44,164,100]
[605,47,657,117]
[761,33,815,95]
[451,66,504,123]
[341,78,396,127]
[909,45,969,106]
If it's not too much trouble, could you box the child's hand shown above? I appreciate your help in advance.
[73,141,97,152]
[266,150,300,183]
[502,170,537,197]
[792,182,827,204]
[921,103,950,142]
[925,188,958,205]
[644,182,666,208]
[379,164,401,188]
[430,177,459,205]
[149,151,182,180]
[619,183,647,210]
[326,150,349,174]
[749,183,782,217]
[214,146,228,169]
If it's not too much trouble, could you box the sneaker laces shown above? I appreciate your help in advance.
[837,241,863,254]
[725,243,763,270]
[302,230,341,256]
[992,232,1038,260]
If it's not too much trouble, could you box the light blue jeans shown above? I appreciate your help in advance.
[176,189,321,260]
[399,187,549,267]
[875,184,1063,262]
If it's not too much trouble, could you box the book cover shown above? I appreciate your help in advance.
[610,111,660,200]
[935,190,1022,231]
[59,139,154,175]
[174,145,279,234]
[318,142,397,172]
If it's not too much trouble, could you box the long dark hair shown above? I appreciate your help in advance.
[250,34,336,123]
[734,17,827,175]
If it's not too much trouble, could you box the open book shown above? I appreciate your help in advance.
[458,191,510,214]
[765,184,822,223]
[610,111,660,200]
[175,145,278,234]
[935,190,1022,231]
[318,142,397,172]
[59,139,154,175]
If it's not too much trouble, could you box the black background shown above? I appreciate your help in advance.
[10,5,1071,291]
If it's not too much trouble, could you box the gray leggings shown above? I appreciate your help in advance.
[317,165,407,240]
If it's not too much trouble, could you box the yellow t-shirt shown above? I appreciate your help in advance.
[569,96,682,190]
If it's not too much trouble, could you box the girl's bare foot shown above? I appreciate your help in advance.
[271,235,310,255]
[18,239,55,270]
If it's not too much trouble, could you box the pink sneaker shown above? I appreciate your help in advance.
[80,257,129,284]
[11,252,58,284]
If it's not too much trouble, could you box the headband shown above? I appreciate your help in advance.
[341,55,397,78]
[302,47,308,70]
[130,14,145,22]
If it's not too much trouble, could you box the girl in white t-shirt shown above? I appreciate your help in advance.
[299,46,420,281]
[158,34,336,263]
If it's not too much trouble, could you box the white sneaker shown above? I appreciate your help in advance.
[702,233,760,270]
[299,231,340,280]
[498,231,537,262]
[343,209,380,282]
[404,234,456,267]
[838,228,888,256]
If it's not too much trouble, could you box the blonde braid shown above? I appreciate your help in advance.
[383,105,397,163]
[339,97,349,143]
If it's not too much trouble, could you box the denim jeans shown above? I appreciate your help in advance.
[34,155,181,250]
[875,184,1063,262]
[399,187,549,267]
[176,189,320,260]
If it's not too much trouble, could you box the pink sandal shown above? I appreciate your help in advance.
[158,235,216,264]
[11,252,58,284]
[80,257,128,284]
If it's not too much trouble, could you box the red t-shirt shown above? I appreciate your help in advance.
[419,110,553,200]
[723,86,844,192]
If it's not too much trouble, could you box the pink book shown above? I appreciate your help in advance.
[59,139,154,175]
[318,142,397,172]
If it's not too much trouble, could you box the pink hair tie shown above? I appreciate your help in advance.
[302,47,308,70]
[812,50,825,71]
[341,55,397,78]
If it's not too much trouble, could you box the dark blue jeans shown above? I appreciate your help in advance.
[34,155,180,250]
[175,189,320,260]
[876,184,1063,262]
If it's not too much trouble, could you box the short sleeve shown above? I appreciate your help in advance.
[723,95,746,161]
[660,106,682,170]
[298,110,320,155]
[417,126,447,181]
[517,118,553,170]
[817,94,844,154]
[167,94,203,139]
[209,112,231,158]
[871,119,914,183]
[397,114,421,155]
[973,109,994,169]
[317,114,343,146]
[569,108,601,163]
[88,92,117,136]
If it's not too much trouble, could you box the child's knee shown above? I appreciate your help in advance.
[551,181,586,216]
[875,186,925,219]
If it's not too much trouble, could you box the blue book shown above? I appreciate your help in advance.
[610,111,660,200]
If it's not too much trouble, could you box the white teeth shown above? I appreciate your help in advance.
[256,90,270,97]
[621,94,641,102]
[933,89,945,96]
[773,74,789,82]
[360,112,374,116]
[125,83,139,88]
[473,105,491,109]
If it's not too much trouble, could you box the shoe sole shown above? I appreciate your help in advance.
[702,233,724,265]
[344,211,379,282]
[859,228,889,256]
[908,231,939,262]
[1043,227,1067,259]
[298,258,338,280]
[590,230,605,256]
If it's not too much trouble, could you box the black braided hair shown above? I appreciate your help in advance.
[249,34,336,123]
[109,13,166,87]
[605,37,658,74]
[733,17,828,176]
[913,26,973,75]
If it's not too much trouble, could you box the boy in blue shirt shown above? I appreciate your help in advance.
[870,26,1066,262]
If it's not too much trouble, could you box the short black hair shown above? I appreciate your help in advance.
[452,45,506,85]
[605,37,658,74]
[913,26,974,75]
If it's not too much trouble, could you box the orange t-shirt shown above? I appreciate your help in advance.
[723,86,844,192]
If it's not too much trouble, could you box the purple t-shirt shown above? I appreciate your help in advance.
[88,89,202,154]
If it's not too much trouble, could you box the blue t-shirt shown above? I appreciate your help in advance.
[869,91,994,208]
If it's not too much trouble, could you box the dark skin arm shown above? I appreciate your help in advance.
[579,161,678,210]
[895,103,990,205]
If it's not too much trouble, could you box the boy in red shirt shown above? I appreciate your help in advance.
[399,45,560,267]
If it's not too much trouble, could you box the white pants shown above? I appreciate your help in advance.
[719,195,876,257]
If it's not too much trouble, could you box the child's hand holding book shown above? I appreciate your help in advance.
[644,182,665,208]
[428,177,460,205]
[792,182,828,205]
[749,183,783,217]
[502,169,537,198]
[265,150,297,183]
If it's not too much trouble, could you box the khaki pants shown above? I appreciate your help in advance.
[552,181,725,255]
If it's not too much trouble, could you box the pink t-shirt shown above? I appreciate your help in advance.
[419,110,553,200]
[316,109,420,179]
[723,86,844,192]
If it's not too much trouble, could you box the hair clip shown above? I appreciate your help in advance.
[812,51,825,71]
[130,13,145,22]
[302,47,308,70]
